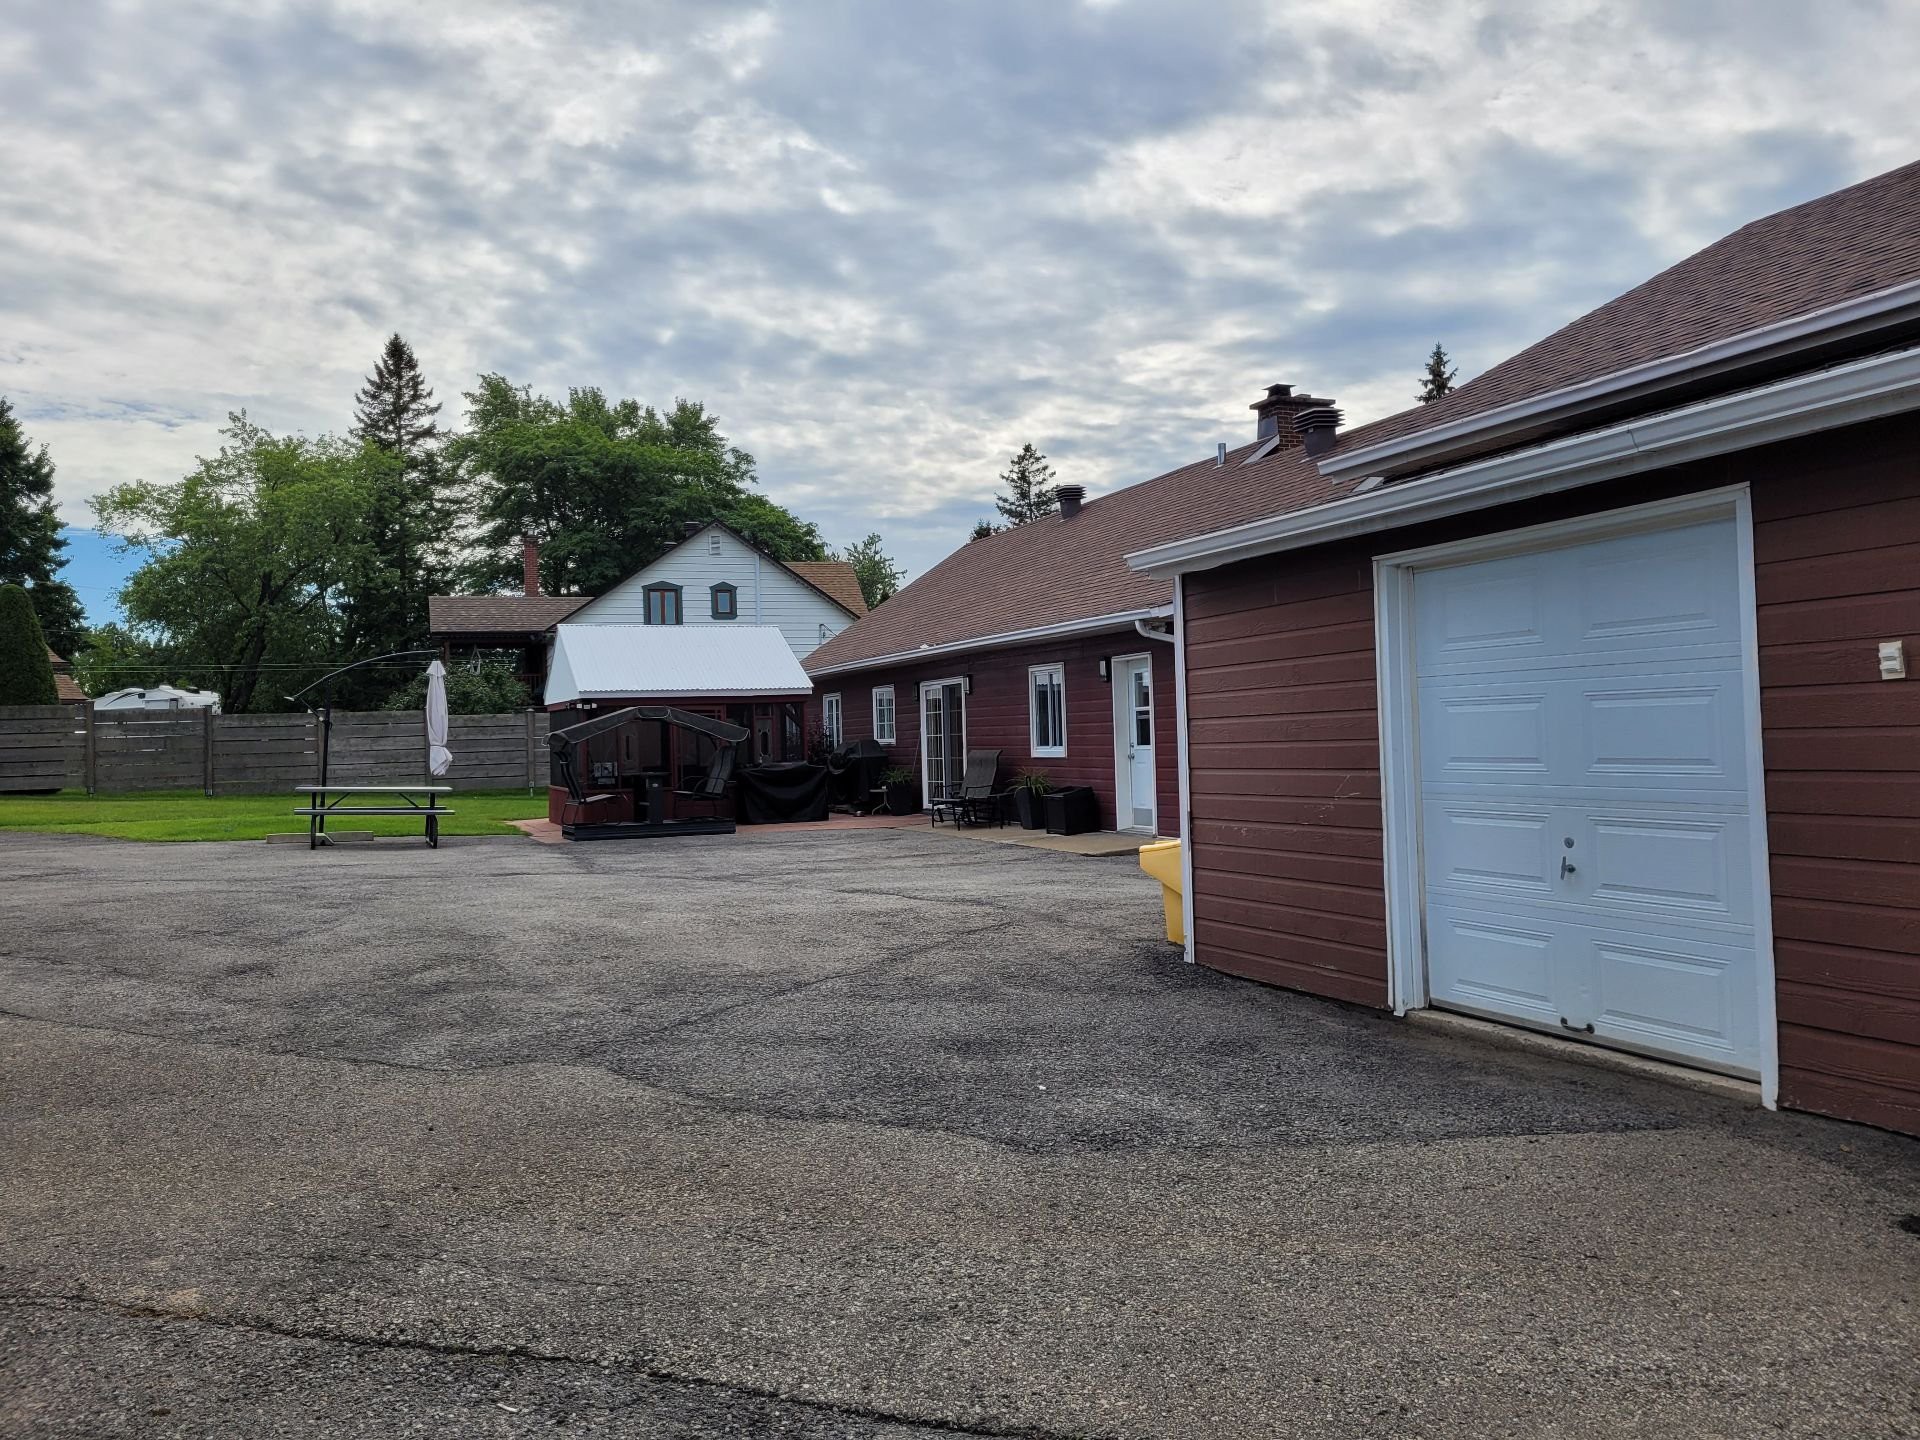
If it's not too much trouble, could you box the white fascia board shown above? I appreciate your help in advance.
[1128,343,1920,578]
[1319,276,1920,482]
[804,606,1171,678]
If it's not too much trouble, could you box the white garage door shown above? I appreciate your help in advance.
[1414,517,1763,1077]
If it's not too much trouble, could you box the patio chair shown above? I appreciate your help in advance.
[674,743,738,816]
[555,752,624,828]
[929,748,1004,828]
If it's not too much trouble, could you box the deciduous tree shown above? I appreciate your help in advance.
[833,533,905,608]
[453,375,823,597]
[91,416,380,712]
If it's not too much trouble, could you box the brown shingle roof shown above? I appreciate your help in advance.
[805,441,1338,671]
[47,648,86,703]
[783,560,867,616]
[428,594,590,637]
[808,158,1920,675]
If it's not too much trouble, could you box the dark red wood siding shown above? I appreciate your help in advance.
[1182,411,1920,1135]
[810,630,1179,833]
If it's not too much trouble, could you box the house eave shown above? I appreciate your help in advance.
[1128,342,1920,578]
[805,606,1172,678]
[1317,275,1920,483]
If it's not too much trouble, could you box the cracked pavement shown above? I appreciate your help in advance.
[2,827,1917,1438]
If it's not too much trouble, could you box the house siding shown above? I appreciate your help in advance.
[810,631,1179,834]
[566,527,855,659]
[1181,411,1920,1135]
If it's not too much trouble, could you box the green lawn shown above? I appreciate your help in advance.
[0,789,549,842]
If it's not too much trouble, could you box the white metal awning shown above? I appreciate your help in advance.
[545,624,813,705]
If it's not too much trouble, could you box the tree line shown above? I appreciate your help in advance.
[0,336,906,711]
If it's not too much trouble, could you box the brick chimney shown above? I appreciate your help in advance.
[522,537,540,597]
[1251,383,1338,446]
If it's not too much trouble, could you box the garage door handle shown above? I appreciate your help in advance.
[1560,857,1577,878]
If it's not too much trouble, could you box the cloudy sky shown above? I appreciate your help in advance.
[5,0,1917,616]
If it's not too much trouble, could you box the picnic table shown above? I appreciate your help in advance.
[294,784,454,850]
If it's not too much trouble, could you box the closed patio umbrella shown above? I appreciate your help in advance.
[425,660,452,778]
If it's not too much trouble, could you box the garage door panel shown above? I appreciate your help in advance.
[1588,814,1746,921]
[1573,523,1740,652]
[1581,680,1745,784]
[1421,691,1549,780]
[1590,935,1753,1075]
[1424,803,1555,896]
[1426,905,1561,1020]
[1416,562,1548,668]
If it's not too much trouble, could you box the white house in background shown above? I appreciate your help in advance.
[563,522,866,661]
[93,684,222,714]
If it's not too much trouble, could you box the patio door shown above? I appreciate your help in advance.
[921,678,966,806]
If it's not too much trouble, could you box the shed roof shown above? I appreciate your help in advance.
[545,624,813,705]
[428,594,591,639]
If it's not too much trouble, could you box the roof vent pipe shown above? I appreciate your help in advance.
[1215,442,1227,466]
[1297,406,1345,459]
[1057,484,1085,518]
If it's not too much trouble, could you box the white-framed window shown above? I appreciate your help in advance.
[1028,663,1066,757]
[872,685,896,745]
[823,693,843,747]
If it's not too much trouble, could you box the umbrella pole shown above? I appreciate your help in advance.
[317,698,333,843]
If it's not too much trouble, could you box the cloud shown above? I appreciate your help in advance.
[2,0,1915,597]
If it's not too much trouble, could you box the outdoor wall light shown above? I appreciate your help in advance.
[1098,657,1111,681]
[963,674,973,695]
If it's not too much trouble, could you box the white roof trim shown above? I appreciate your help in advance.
[1128,342,1920,577]
[1318,274,1920,482]
[805,606,1171,678]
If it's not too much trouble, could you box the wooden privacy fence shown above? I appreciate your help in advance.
[0,707,549,795]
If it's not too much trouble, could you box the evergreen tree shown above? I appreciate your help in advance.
[0,583,59,704]
[349,334,448,658]
[1418,343,1458,404]
[993,443,1058,526]
[0,397,85,656]
[969,518,998,542]
[833,533,905,608]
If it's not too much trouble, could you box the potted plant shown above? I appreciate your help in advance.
[1009,769,1053,830]
[881,765,919,815]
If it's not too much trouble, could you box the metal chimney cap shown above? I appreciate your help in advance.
[1057,484,1086,517]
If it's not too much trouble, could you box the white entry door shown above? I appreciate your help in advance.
[1114,655,1157,833]
[1413,517,1764,1077]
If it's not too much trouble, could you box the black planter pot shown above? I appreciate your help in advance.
[884,781,919,815]
[1043,786,1098,836]
[1012,788,1047,830]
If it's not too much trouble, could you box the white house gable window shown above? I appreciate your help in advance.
[644,583,682,625]
[872,685,896,744]
[823,693,843,747]
[710,582,738,620]
[1028,664,1066,757]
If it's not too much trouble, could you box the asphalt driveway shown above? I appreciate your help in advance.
[2,828,1916,1439]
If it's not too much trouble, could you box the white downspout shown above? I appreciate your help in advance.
[1135,617,1174,644]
